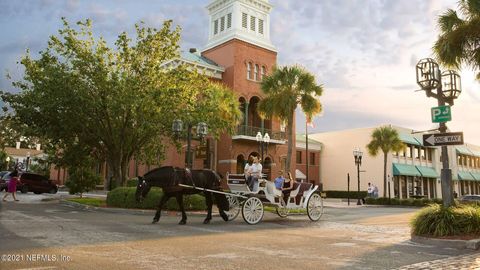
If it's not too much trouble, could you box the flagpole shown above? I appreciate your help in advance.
[306,118,309,184]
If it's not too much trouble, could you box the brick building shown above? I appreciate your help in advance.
[51,0,313,186]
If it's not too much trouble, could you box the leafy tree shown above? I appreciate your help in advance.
[258,65,323,172]
[1,18,241,187]
[66,165,102,198]
[28,157,51,177]
[433,0,480,80]
[366,126,405,196]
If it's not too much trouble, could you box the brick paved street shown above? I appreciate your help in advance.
[395,253,480,270]
[1,194,478,269]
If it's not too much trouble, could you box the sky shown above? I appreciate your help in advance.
[0,0,479,144]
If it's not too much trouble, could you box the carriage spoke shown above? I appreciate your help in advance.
[307,193,323,221]
[242,197,264,225]
[224,195,240,221]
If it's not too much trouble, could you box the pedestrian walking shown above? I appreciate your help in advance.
[2,169,19,202]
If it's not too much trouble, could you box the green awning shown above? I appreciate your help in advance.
[399,133,421,146]
[470,172,480,181]
[416,166,439,178]
[393,163,421,177]
[458,171,475,181]
[469,149,480,158]
[456,146,473,156]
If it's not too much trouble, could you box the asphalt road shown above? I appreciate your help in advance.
[0,193,477,270]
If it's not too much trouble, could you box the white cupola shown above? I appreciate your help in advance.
[203,0,276,52]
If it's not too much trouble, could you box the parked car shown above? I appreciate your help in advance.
[458,195,480,203]
[18,173,58,194]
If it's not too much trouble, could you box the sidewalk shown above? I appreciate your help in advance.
[323,198,366,208]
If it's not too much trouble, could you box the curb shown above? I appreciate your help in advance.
[411,235,480,250]
[60,200,219,217]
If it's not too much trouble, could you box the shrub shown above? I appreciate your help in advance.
[411,204,480,237]
[106,187,206,210]
[325,190,368,199]
[66,167,102,197]
[365,197,444,207]
[126,178,138,187]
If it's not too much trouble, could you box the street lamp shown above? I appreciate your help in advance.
[353,147,363,205]
[256,131,270,163]
[5,156,10,170]
[416,58,462,207]
[26,152,31,172]
[172,119,208,169]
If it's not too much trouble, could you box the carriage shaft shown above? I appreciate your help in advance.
[178,184,247,199]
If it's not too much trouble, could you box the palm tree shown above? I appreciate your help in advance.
[366,126,405,197]
[258,65,323,173]
[433,0,480,80]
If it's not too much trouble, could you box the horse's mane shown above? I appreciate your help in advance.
[143,166,223,189]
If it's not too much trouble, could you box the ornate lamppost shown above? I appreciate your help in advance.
[353,147,363,205]
[416,58,462,207]
[172,120,208,169]
[5,156,10,170]
[26,152,31,172]
[255,131,270,163]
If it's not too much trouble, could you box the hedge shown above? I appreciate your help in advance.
[411,204,480,237]
[365,197,443,207]
[325,190,368,199]
[126,178,138,187]
[106,187,207,210]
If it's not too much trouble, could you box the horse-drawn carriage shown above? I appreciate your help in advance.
[223,173,324,225]
[135,167,324,225]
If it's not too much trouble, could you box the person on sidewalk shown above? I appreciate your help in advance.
[373,184,379,198]
[2,169,20,202]
[367,182,373,198]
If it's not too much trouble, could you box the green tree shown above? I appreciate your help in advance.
[366,126,405,196]
[258,65,323,172]
[1,18,241,187]
[433,0,480,80]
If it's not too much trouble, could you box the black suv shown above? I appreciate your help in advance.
[18,173,58,194]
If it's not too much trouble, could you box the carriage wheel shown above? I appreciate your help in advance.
[307,193,323,221]
[224,195,240,221]
[242,197,264,225]
[276,199,289,218]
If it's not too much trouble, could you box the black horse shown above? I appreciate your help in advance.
[135,166,230,225]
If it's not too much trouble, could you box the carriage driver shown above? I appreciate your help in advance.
[245,156,262,192]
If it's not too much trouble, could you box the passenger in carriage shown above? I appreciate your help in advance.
[274,170,285,190]
[244,155,253,187]
[282,172,295,204]
[246,156,262,192]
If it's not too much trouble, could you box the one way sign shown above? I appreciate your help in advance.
[423,132,464,147]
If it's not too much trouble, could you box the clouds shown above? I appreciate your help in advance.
[0,0,478,144]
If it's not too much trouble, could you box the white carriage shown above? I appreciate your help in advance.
[223,173,324,225]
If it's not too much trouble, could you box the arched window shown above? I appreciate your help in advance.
[254,64,259,81]
[247,62,252,80]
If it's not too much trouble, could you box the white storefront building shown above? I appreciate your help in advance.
[310,125,480,199]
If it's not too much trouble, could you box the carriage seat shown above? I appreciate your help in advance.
[290,182,313,205]
[226,173,267,193]
[265,180,282,197]
[227,173,247,185]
